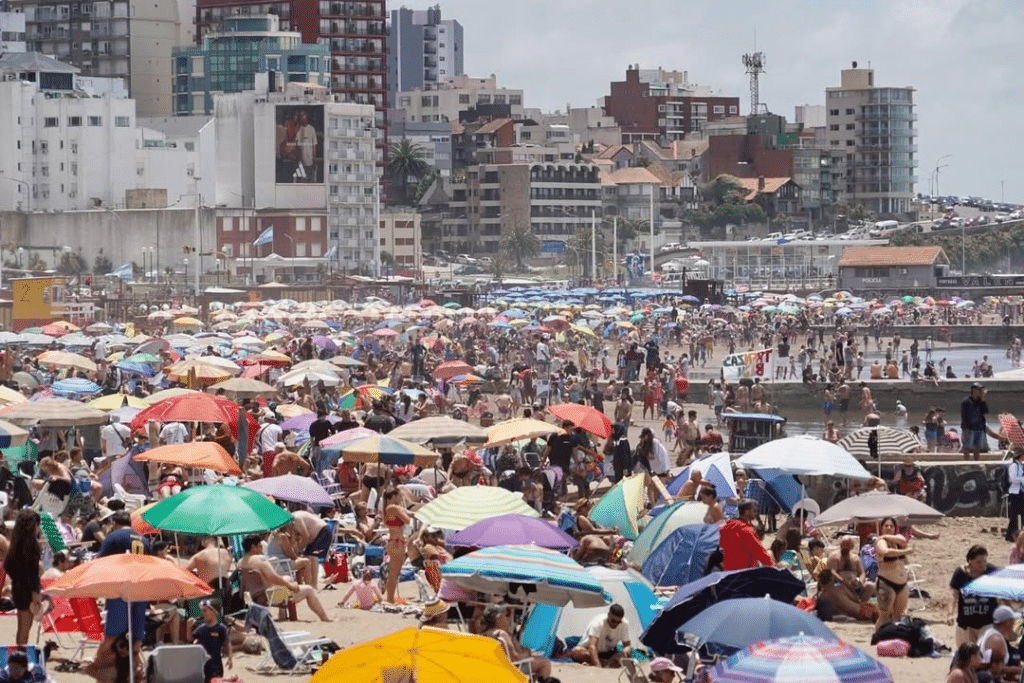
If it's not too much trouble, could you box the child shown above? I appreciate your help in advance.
[339,569,383,610]
[192,600,231,683]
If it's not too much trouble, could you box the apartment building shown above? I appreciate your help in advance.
[386,6,462,107]
[825,62,917,217]
[0,11,27,51]
[395,74,523,124]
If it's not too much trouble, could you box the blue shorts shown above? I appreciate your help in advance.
[104,599,147,641]
[962,429,986,450]
[303,524,333,560]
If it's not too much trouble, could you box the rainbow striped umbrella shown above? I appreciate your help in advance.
[414,486,540,531]
[339,434,439,468]
[441,545,609,608]
[711,634,893,683]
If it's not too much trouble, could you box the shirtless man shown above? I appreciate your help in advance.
[494,392,513,420]
[826,536,875,602]
[288,510,333,589]
[271,443,312,477]
[237,536,331,621]
[859,382,873,422]
[360,461,388,505]
[185,537,235,597]
[679,410,701,466]
[613,389,632,427]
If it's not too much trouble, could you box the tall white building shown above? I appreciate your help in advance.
[386,6,464,107]
[395,74,523,123]
[0,11,27,52]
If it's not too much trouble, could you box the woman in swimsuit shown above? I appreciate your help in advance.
[382,489,411,604]
[698,486,724,524]
[874,516,912,629]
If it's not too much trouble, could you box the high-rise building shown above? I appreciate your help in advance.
[386,6,462,107]
[13,0,190,116]
[394,74,523,124]
[172,14,329,115]
[0,11,27,52]
[825,62,917,216]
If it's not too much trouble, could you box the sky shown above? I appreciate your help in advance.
[434,0,1022,204]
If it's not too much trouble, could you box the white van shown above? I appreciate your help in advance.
[873,220,899,231]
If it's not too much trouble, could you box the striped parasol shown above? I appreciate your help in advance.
[0,419,29,448]
[415,486,540,530]
[485,418,564,448]
[961,564,1024,601]
[390,416,488,446]
[836,427,922,460]
[339,434,439,468]
[441,545,608,608]
[711,634,893,683]
[999,413,1024,450]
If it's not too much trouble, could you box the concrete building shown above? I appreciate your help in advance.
[603,65,739,143]
[837,245,948,292]
[387,118,452,177]
[386,6,462,108]
[0,11,27,52]
[825,62,917,217]
[172,14,329,116]
[213,80,381,274]
[526,106,620,150]
[794,104,826,129]
[394,74,523,124]
[444,162,601,256]
[14,0,190,116]
[379,208,420,270]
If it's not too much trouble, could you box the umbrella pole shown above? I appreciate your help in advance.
[127,601,136,683]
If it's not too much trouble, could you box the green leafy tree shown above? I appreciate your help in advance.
[28,253,47,271]
[567,225,609,279]
[380,250,395,267]
[742,204,767,225]
[631,155,651,168]
[56,251,87,276]
[387,138,429,206]
[702,174,747,206]
[500,224,541,271]
[93,254,113,275]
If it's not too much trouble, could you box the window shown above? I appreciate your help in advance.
[68,116,81,126]
[845,140,854,147]
[829,109,839,116]
[845,108,855,115]
[458,94,469,104]
[115,116,129,127]
[70,143,77,154]
[845,123,855,130]
[88,116,101,126]
[853,267,889,278]
[713,105,725,114]
[39,141,48,154]
[829,124,839,131]
[184,141,194,151]
[728,105,738,114]
[44,117,58,127]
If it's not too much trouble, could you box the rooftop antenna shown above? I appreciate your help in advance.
[742,51,766,115]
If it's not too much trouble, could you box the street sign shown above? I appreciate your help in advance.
[542,241,566,254]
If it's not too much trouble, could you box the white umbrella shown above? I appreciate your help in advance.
[737,435,873,480]
[812,491,944,527]
[278,367,340,387]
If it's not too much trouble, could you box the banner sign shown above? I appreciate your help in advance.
[722,348,773,380]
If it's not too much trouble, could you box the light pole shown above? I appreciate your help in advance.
[934,155,951,198]
[590,209,596,285]
[182,257,189,297]
[282,231,295,282]
[215,259,221,287]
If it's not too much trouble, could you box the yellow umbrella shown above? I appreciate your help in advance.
[485,418,564,448]
[0,386,27,405]
[310,626,527,683]
[571,324,596,337]
[172,316,203,327]
[37,350,97,373]
[275,403,313,418]
[165,359,231,384]
[88,394,151,411]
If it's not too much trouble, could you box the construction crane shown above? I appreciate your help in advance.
[742,52,766,115]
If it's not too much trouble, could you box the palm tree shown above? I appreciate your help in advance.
[567,225,609,280]
[387,138,429,205]
[501,224,540,271]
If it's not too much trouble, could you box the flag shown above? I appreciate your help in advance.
[253,225,274,247]
[108,263,134,280]
[324,245,337,260]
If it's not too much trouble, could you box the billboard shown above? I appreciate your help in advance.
[275,104,324,184]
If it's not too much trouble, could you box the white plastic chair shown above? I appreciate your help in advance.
[113,482,146,511]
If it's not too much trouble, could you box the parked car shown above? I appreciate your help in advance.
[659,242,682,253]
[454,264,486,275]
[476,256,494,267]
[455,254,478,265]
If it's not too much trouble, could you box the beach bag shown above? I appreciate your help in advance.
[859,544,879,581]
[876,639,910,657]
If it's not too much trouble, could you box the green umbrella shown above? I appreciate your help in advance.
[141,484,293,536]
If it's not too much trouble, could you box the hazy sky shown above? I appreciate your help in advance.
[433,0,1022,203]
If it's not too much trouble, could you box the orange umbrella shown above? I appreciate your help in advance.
[131,502,162,536]
[133,441,242,475]
[433,360,473,380]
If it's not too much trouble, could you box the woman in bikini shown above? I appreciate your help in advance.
[874,516,912,629]
[382,488,411,604]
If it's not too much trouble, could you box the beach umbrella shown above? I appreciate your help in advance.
[812,491,944,527]
[589,473,647,540]
[133,441,243,475]
[837,427,921,460]
[629,501,710,565]
[165,359,232,384]
[340,434,439,468]
[130,502,162,536]
[310,626,527,683]
[275,403,314,419]
[667,451,737,499]
[389,416,488,446]
[0,397,107,426]
[329,355,366,368]
[278,367,340,387]
[737,436,873,480]
[87,394,150,412]
[415,486,540,530]
[244,473,334,507]
[680,597,836,651]
[142,484,293,536]
[50,378,102,396]
[546,403,612,438]
[961,564,1024,600]
[129,393,259,454]
[0,419,29,448]
[999,413,1024,450]
[0,386,27,405]
[641,568,808,654]
[522,567,658,658]
[207,377,277,399]
[45,553,213,683]
[448,513,577,550]
[711,634,893,683]
[116,360,157,377]
[10,372,38,390]
[145,387,199,403]
[433,360,473,380]
[440,544,608,608]
[484,418,564,448]
[641,524,720,588]
[36,350,97,373]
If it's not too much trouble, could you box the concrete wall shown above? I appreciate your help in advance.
[766,377,1017,414]
[803,461,1003,518]
[0,207,215,276]
[812,324,1023,346]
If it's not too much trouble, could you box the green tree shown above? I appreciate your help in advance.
[567,225,609,279]
[631,155,651,168]
[56,251,86,276]
[742,203,767,225]
[28,253,47,271]
[491,253,507,283]
[93,254,113,275]
[500,224,541,271]
[387,138,429,206]
[380,250,395,267]
[702,174,747,206]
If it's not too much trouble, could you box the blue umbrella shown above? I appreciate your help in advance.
[712,635,892,683]
[641,524,720,588]
[51,378,101,396]
[117,360,156,377]
[961,564,1024,600]
[678,597,835,651]
[640,567,806,654]
[680,295,700,305]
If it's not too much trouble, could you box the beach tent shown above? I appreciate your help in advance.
[641,524,720,587]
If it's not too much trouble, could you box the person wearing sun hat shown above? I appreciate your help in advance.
[648,656,683,681]
[418,598,449,629]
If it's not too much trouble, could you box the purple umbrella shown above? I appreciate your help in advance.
[280,412,340,432]
[447,513,578,550]
[311,335,338,351]
[243,473,334,507]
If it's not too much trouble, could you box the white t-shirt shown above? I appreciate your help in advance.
[536,342,550,363]
[101,423,129,456]
[584,613,630,654]
[650,438,670,476]
[258,423,283,454]
[160,422,189,445]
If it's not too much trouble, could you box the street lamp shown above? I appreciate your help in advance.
[215,259,221,287]
[934,155,952,198]
[281,231,295,283]
[182,257,189,297]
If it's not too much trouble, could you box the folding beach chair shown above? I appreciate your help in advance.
[242,604,334,673]
[147,644,208,683]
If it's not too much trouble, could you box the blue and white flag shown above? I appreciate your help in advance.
[108,262,134,280]
[253,225,274,247]
[324,245,337,260]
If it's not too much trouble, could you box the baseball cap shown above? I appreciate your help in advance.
[994,605,1019,624]
[971,382,986,390]
[650,657,683,673]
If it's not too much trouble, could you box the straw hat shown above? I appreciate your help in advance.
[419,598,449,623]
